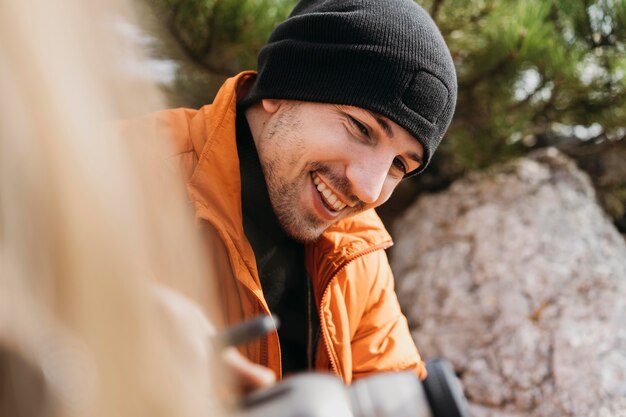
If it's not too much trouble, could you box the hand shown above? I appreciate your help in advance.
[151,284,276,393]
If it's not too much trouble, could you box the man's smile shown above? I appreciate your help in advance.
[312,172,348,212]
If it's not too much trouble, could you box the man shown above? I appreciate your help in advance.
[152,0,456,384]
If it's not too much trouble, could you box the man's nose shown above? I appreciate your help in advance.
[345,156,389,205]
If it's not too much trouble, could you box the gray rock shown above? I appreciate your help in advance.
[391,148,626,417]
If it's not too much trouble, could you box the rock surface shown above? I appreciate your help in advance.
[391,148,626,417]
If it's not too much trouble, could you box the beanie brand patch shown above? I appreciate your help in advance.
[402,71,450,125]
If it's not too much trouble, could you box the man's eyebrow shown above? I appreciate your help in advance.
[407,151,423,167]
[364,110,394,138]
[362,109,424,167]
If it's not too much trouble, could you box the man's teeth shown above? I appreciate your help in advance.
[313,174,346,211]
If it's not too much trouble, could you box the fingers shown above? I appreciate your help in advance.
[222,347,276,391]
[151,286,277,394]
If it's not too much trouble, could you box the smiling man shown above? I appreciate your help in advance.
[150,0,456,384]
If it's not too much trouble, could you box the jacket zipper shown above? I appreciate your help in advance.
[306,273,315,370]
[252,294,280,376]
[248,297,280,374]
[259,307,269,368]
[317,242,392,379]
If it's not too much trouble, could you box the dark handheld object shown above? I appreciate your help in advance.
[236,358,470,417]
[214,315,280,347]
[422,359,469,417]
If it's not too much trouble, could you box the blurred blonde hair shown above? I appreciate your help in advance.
[0,0,224,416]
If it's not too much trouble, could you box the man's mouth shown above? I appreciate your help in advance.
[312,173,347,212]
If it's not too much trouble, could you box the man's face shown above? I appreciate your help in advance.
[252,100,424,242]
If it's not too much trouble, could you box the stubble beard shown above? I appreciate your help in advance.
[262,158,329,243]
[264,160,366,243]
[256,104,328,242]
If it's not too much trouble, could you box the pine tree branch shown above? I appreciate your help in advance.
[460,51,516,88]
[164,4,233,76]
[538,77,560,114]
[199,0,224,58]
[430,0,445,23]
[557,132,626,158]
[506,76,550,113]
[469,0,494,24]
[579,0,617,49]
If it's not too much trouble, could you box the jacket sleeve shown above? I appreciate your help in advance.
[344,249,427,381]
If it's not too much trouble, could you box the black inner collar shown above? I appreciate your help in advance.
[236,105,309,375]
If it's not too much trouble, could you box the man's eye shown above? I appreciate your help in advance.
[392,157,408,175]
[348,116,370,137]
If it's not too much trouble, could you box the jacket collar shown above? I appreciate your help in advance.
[186,71,258,282]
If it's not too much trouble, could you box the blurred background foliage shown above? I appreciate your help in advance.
[142,0,626,233]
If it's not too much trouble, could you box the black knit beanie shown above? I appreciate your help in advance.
[242,0,457,175]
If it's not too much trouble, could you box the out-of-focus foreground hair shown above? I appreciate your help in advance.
[0,1,225,416]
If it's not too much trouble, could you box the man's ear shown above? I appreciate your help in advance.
[261,99,283,114]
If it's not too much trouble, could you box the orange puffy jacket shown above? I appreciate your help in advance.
[146,72,425,383]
